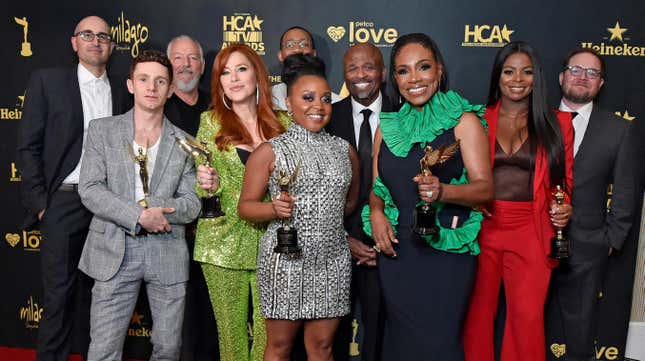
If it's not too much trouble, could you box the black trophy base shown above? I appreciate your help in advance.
[274,226,301,254]
[549,238,570,259]
[201,196,225,218]
[413,205,439,236]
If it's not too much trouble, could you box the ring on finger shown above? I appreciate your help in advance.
[426,190,433,198]
[373,244,381,253]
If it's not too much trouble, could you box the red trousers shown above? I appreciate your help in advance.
[464,200,551,361]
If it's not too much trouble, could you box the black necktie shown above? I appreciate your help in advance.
[358,109,373,203]
[571,111,578,120]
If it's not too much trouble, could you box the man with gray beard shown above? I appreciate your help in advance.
[164,35,217,361]
[165,35,210,137]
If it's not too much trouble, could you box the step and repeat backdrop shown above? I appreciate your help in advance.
[1,1,643,360]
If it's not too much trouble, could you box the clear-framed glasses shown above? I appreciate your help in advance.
[73,30,113,44]
[565,65,602,79]
[282,39,311,50]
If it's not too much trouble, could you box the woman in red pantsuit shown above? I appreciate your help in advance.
[463,41,574,361]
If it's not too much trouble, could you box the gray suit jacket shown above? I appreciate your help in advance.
[77,109,200,284]
[568,105,634,258]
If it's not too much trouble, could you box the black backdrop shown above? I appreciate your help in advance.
[1,1,643,360]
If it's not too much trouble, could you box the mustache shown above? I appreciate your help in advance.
[177,65,194,74]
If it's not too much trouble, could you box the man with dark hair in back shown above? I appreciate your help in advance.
[77,50,200,361]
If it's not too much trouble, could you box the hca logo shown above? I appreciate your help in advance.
[222,13,265,54]
[461,24,514,47]
[326,21,398,47]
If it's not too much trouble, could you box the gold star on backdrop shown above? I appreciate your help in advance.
[130,310,144,325]
[501,25,514,42]
[253,15,263,30]
[614,110,636,121]
[607,22,627,42]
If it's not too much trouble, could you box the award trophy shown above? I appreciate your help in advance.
[549,185,570,259]
[129,145,150,208]
[175,136,225,218]
[413,140,460,235]
[274,161,301,254]
[14,17,33,57]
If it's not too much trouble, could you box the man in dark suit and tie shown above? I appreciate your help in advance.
[78,50,200,360]
[547,48,635,361]
[326,42,390,361]
[17,15,128,361]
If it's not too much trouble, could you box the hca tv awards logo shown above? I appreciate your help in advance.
[1,91,25,120]
[582,21,644,57]
[111,11,149,58]
[461,24,514,47]
[5,230,41,251]
[222,13,265,54]
[19,296,43,329]
[326,21,398,47]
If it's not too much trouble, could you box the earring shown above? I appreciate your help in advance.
[256,86,259,105]
[222,94,231,110]
[287,109,293,117]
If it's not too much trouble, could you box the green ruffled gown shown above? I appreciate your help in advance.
[363,91,485,361]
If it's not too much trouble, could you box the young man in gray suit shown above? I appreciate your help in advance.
[78,50,200,361]
[547,48,635,361]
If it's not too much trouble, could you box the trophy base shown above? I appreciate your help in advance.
[21,42,33,57]
[274,227,301,254]
[413,205,439,236]
[201,196,225,218]
[549,238,570,259]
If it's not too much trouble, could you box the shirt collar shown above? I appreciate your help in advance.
[77,63,109,85]
[559,100,593,121]
[351,91,383,118]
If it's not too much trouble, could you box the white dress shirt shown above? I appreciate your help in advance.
[559,100,593,157]
[62,63,113,184]
[351,92,383,147]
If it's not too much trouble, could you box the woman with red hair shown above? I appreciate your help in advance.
[193,43,288,361]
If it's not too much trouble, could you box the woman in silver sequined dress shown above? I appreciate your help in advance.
[238,54,359,361]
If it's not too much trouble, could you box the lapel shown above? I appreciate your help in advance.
[574,105,601,163]
[69,68,84,136]
[149,117,176,194]
[484,102,500,165]
[118,109,137,200]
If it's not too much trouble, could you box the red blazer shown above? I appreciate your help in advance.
[484,101,574,268]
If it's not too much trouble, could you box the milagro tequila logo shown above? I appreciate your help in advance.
[111,11,149,58]
[19,296,43,329]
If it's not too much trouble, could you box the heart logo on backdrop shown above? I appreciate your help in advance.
[327,26,346,42]
[550,343,567,358]
[5,233,20,247]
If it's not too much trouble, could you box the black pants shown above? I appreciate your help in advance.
[335,265,384,361]
[37,190,93,361]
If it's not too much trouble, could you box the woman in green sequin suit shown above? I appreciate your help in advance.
[193,44,288,361]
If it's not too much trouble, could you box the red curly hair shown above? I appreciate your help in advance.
[209,43,284,150]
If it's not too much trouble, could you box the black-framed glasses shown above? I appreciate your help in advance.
[565,65,602,79]
[73,30,112,44]
[282,39,311,50]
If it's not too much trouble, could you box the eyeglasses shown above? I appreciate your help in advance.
[73,30,113,44]
[282,39,311,50]
[565,65,602,79]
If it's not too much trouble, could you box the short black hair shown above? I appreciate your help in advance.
[279,26,316,50]
[129,49,173,83]
[562,47,605,78]
[281,54,326,94]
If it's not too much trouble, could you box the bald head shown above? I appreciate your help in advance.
[74,16,110,35]
[343,43,386,106]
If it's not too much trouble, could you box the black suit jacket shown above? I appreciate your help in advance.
[325,94,393,240]
[567,106,634,257]
[17,67,129,229]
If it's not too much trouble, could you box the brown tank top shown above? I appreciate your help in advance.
[493,138,534,201]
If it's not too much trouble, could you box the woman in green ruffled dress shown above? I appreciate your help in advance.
[193,44,288,361]
[364,33,493,360]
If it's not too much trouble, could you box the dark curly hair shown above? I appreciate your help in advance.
[129,49,173,83]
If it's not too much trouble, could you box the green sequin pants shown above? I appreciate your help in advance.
[201,263,266,361]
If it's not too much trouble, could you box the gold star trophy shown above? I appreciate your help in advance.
[14,17,33,57]
[413,140,460,235]
[176,135,224,218]
[274,161,301,254]
[128,145,150,208]
[549,185,569,259]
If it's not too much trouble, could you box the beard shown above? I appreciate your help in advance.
[176,76,199,92]
[562,83,598,104]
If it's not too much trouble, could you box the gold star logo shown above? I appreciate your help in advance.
[17,91,25,108]
[252,15,263,30]
[614,110,636,121]
[501,25,514,42]
[607,22,627,42]
[130,310,144,325]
